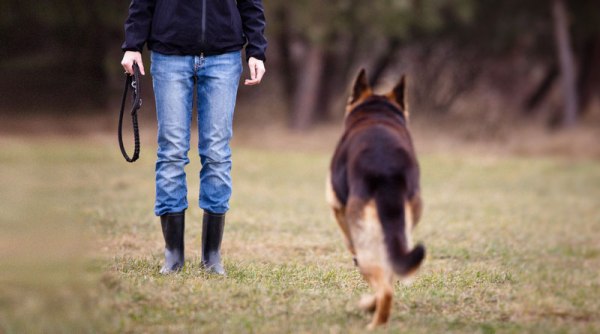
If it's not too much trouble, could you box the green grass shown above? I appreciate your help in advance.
[1,135,599,333]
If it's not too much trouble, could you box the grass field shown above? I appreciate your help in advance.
[1,131,599,333]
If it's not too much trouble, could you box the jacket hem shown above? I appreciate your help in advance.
[148,42,245,57]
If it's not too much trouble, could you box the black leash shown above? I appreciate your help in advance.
[118,62,142,163]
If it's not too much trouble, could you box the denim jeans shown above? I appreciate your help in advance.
[151,50,242,216]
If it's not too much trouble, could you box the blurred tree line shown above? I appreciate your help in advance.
[1,0,598,130]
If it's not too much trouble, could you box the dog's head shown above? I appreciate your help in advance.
[345,69,408,120]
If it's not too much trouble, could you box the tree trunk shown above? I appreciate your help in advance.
[314,51,338,122]
[523,65,558,113]
[552,0,579,127]
[370,38,402,87]
[577,35,600,115]
[316,30,364,122]
[275,6,296,110]
[290,44,325,130]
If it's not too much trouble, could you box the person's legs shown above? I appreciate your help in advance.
[196,51,243,214]
[196,51,243,275]
[151,51,195,273]
[152,51,195,216]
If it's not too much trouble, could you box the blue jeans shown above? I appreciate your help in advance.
[151,50,242,216]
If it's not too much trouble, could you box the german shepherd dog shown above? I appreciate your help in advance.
[326,69,425,329]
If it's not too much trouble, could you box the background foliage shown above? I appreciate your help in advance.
[1,0,599,129]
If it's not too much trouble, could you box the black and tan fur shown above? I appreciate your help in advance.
[326,69,425,329]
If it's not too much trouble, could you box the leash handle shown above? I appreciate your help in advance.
[118,62,142,163]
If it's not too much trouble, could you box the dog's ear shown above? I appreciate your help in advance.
[349,69,371,105]
[388,74,407,110]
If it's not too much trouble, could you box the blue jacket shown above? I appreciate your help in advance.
[122,0,267,61]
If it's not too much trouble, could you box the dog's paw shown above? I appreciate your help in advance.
[358,294,376,313]
[366,322,378,331]
[366,319,387,331]
[399,274,416,286]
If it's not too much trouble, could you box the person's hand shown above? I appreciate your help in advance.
[121,51,146,76]
[244,57,265,86]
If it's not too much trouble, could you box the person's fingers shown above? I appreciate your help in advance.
[246,73,264,85]
[121,52,145,76]
[256,65,265,82]
[121,58,133,75]
[136,58,146,76]
[249,60,257,80]
[245,58,265,86]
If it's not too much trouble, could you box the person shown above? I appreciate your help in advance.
[120,0,267,275]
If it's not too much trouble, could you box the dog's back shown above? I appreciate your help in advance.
[327,70,425,329]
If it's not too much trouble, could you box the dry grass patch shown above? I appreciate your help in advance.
[1,135,599,333]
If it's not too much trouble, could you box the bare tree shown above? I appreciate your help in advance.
[552,0,579,127]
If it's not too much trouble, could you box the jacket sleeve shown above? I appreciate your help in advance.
[237,0,268,62]
[122,0,156,52]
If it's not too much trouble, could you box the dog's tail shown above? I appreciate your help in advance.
[391,242,426,276]
[375,179,426,276]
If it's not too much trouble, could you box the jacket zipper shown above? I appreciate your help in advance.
[201,0,207,46]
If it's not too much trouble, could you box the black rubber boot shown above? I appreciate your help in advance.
[159,211,185,274]
[201,211,226,275]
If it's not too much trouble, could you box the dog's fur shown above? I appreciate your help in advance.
[326,69,425,329]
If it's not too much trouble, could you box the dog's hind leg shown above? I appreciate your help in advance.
[326,175,355,256]
[347,197,394,329]
[359,294,377,313]
[371,275,393,329]
[333,207,355,256]
[359,265,393,330]
[407,192,423,227]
